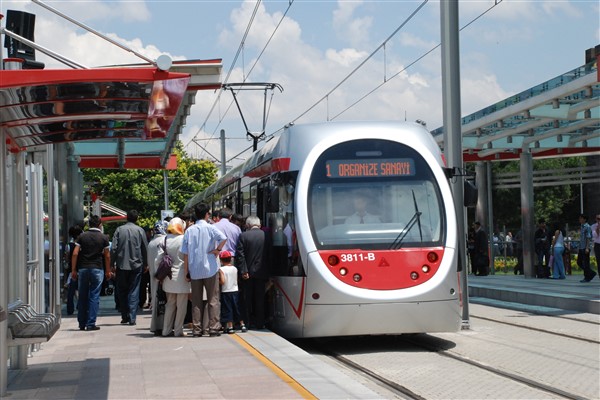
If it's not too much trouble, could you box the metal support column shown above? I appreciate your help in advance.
[163,170,169,212]
[440,0,468,327]
[0,101,8,398]
[45,146,60,316]
[55,143,70,256]
[486,162,494,274]
[0,16,7,391]
[67,145,84,226]
[9,151,28,369]
[475,161,488,226]
[27,162,44,319]
[520,151,536,278]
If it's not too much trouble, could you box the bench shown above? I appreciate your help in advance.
[6,300,60,346]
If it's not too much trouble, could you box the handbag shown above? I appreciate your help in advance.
[548,255,554,268]
[154,236,173,282]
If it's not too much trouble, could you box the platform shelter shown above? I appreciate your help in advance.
[432,54,599,278]
[0,9,223,393]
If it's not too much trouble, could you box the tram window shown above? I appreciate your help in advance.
[250,185,257,216]
[307,138,445,250]
[340,188,382,224]
[241,184,251,217]
[310,181,442,250]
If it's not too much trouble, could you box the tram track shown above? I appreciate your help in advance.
[328,353,425,400]
[304,341,424,400]
[309,334,589,400]
[469,313,600,344]
[297,303,599,400]
[399,334,588,400]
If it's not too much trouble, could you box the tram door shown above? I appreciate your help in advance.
[254,179,274,232]
[256,179,289,275]
[255,181,266,222]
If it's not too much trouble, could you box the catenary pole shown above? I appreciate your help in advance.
[163,170,169,211]
[220,129,226,176]
[440,1,469,327]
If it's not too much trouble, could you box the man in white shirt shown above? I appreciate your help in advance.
[345,190,381,224]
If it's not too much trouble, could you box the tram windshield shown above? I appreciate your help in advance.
[308,139,445,250]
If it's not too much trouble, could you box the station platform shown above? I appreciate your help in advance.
[4,296,382,400]
[468,273,600,315]
[5,273,599,399]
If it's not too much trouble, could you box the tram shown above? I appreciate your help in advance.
[186,121,462,338]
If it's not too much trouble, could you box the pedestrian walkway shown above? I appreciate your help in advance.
[5,274,599,399]
[4,297,382,400]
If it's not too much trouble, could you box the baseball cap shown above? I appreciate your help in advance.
[219,250,232,259]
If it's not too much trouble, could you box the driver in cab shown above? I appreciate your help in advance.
[345,190,382,224]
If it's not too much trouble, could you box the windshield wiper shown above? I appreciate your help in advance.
[390,190,422,250]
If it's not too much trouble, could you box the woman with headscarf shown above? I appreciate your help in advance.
[158,217,191,337]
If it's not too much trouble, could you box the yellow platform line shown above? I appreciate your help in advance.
[231,334,317,400]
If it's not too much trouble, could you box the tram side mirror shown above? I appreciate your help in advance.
[464,180,477,207]
[266,187,280,213]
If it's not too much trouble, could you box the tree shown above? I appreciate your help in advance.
[491,157,585,232]
[83,141,217,233]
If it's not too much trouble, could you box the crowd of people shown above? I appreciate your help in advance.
[65,206,599,332]
[64,204,271,337]
[467,213,599,281]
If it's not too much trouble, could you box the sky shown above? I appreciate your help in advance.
[2,0,599,168]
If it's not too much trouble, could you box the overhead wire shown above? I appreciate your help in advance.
[221,2,296,164]
[214,1,296,161]
[189,0,501,164]
[183,0,262,159]
[185,0,296,162]
[295,0,504,123]
[330,43,440,121]
[291,0,429,123]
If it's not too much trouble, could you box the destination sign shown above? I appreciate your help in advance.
[326,158,415,178]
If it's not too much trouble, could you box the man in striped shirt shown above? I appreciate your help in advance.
[181,203,227,337]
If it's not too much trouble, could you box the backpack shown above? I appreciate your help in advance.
[154,236,173,282]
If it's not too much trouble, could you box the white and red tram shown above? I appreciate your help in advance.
[186,121,462,338]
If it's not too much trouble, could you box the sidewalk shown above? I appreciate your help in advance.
[5,274,599,399]
[5,297,382,400]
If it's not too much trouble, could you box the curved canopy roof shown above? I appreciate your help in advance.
[432,59,599,161]
[0,59,222,169]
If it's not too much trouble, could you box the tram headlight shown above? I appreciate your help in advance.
[328,255,340,266]
[410,271,419,280]
[352,273,362,282]
[339,267,348,276]
[421,265,430,273]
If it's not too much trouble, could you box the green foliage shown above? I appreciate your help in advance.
[491,157,586,231]
[491,253,596,275]
[83,141,217,235]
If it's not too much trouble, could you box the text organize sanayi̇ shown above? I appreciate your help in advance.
[326,158,415,178]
